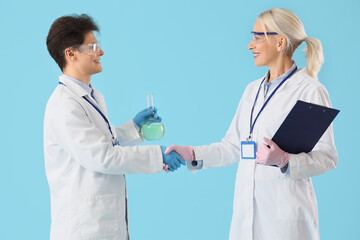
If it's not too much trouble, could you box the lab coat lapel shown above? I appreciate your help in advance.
[91,87,108,118]
[59,76,111,131]
[271,68,308,96]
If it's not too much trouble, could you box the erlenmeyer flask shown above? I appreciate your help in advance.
[141,93,165,141]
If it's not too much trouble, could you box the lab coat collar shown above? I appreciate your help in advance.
[259,68,308,86]
[254,67,308,98]
[58,76,107,114]
[59,75,89,98]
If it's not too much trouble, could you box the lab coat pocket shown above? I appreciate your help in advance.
[276,179,317,223]
[79,193,119,239]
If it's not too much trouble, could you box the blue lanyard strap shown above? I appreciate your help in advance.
[82,97,116,141]
[249,66,298,141]
[59,81,117,145]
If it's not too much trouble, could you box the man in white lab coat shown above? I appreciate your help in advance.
[44,14,184,240]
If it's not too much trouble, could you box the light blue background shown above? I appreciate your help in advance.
[0,0,359,239]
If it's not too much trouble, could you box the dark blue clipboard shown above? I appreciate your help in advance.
[271,100,339,171]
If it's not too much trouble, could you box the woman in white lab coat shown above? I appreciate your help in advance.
[166,8,337,240]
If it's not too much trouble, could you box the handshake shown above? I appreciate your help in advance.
[160,145,194,172]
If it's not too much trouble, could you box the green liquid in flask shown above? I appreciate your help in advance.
[141,123,165,141]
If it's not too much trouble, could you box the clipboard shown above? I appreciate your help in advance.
[271,100,340,155]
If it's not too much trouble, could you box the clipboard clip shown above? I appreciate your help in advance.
[309,103,326,112]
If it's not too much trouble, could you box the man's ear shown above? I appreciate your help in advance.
[64,48,77,62]
[277,36,287,52]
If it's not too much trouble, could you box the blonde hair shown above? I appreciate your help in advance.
[258,8,324,79]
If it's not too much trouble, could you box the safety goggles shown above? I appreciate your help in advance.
[251,31,278,43]
[68,41,102,56]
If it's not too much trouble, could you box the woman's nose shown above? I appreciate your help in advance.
[248,40,255,50]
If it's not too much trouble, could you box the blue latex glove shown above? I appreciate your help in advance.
[161,146,186,172]
[133,107,162,128]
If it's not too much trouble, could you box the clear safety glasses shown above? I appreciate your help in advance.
[251,31,278,43]
[68,42,102,56]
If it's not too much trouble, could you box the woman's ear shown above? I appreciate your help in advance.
[277,36,287,52]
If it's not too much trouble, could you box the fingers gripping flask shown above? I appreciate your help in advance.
[141,93,165,141]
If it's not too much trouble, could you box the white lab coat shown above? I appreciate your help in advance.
[44,76,163,240]
[188,68,337,240]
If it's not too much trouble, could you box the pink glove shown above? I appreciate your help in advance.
[165,145,194,161]
[256,137,289,168]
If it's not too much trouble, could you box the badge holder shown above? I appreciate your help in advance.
[241,138,256,160]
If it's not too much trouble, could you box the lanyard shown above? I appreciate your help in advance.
[59,82,118,146]
[248,66,298,141]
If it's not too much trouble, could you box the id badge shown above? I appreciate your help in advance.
[241,141,256,159]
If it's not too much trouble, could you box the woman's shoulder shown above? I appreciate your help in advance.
[291,68,332,105]
[291,68,325,89]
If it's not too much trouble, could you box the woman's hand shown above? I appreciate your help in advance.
[256,137,289,168]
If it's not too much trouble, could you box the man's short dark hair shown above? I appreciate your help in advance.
[46,14,99,71]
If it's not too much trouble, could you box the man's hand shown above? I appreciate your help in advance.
[161,146,186,172]
[133,107,162,128]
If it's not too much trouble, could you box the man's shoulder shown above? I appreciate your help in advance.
[46,85,85,115]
